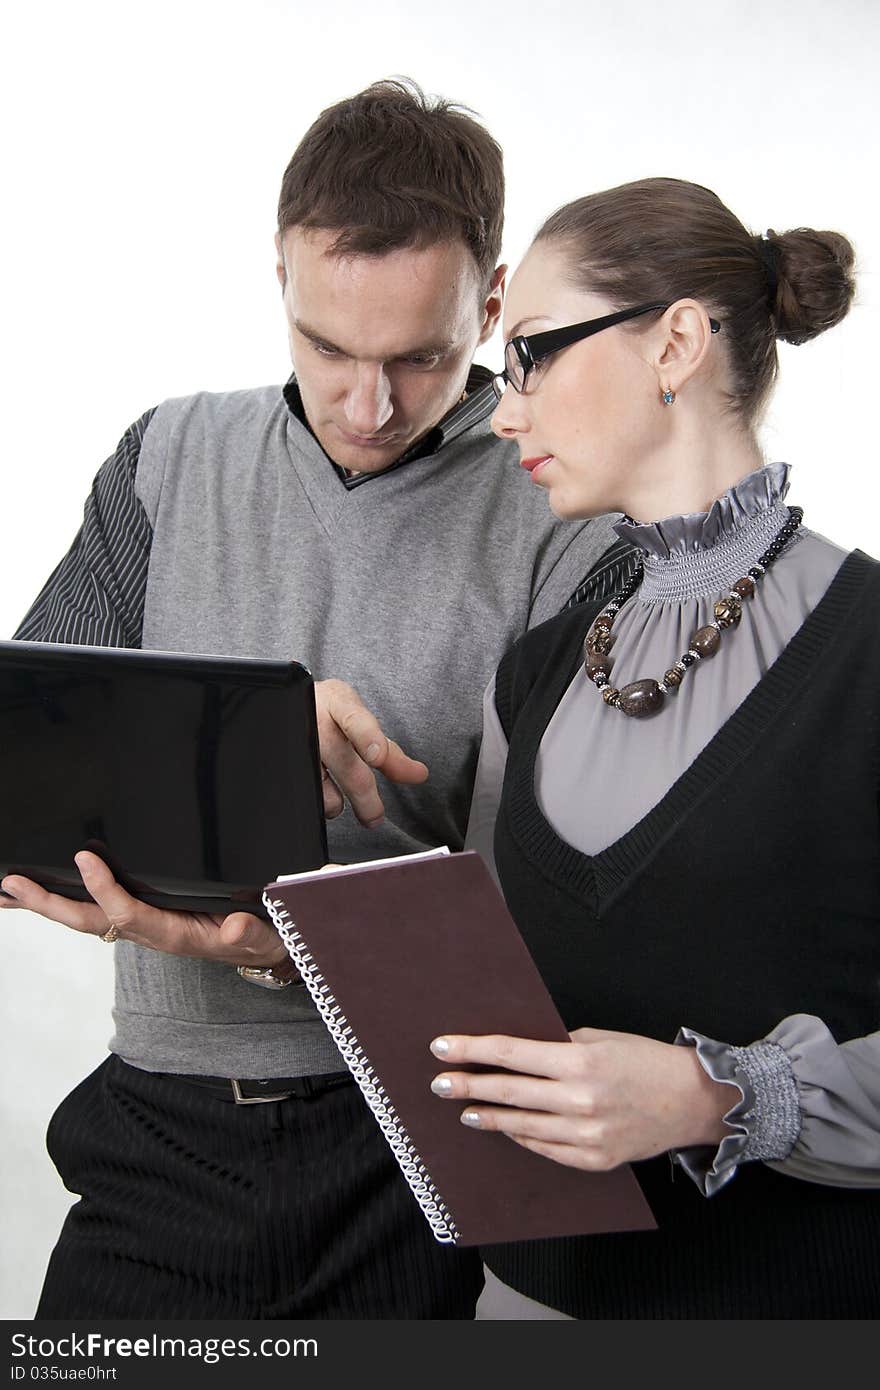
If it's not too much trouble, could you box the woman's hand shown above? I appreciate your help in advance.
[429,1027,739,1171]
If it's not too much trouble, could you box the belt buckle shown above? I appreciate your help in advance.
[230,1078,296,1105]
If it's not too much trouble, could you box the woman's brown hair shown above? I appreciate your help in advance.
[535,177,856,421]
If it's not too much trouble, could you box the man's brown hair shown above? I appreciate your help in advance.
[277,78,504,286]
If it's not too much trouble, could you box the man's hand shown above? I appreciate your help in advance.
[0,683,428,959]
[315,678,428,825]
[0,851,286,966]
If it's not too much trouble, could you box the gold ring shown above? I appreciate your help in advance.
[100,922,121,944]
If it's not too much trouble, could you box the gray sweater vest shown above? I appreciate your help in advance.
[111,385,616,1077]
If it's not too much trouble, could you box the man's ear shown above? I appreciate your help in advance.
[478,264,507,344]
[275,231,286,290]
[650,299,715,396]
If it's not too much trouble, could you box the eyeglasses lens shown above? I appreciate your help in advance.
[504,340,526,393]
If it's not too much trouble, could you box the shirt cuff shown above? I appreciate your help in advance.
[670,1028,802,1196]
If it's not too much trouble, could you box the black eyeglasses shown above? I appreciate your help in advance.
[492,302,721,400]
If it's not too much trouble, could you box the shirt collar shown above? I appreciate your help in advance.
[614,463,796,602]
[281,365,495,488]
[613,463,792,561]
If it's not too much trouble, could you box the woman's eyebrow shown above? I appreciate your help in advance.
[507,315,552,337]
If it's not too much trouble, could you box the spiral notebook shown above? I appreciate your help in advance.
[263,849,655,1247]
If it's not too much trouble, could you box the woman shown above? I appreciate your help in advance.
[429,178,880,1318]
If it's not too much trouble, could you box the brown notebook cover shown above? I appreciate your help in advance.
[263,850,655,1247]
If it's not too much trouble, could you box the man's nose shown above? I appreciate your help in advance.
[344,364,394,436]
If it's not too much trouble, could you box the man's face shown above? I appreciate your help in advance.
[276,228,504,474]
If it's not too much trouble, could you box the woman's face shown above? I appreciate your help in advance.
[491,243,667,519]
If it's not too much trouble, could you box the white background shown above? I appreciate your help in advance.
[1,0,877,1319]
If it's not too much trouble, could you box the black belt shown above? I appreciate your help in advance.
[169,1070,354,1105]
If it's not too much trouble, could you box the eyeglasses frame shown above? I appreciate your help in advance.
[492,301,721,400]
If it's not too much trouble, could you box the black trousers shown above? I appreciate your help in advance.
[36,1056,482,1319]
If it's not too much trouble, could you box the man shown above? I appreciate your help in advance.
[3,80,625,1318]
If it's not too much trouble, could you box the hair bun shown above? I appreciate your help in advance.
[766,227,856,345]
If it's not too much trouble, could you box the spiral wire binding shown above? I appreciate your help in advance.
[263,893,461,1245]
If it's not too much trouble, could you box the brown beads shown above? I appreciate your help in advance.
[690,625,721,657]
[585,651,613,679]
[582,505,800,719]
[617,679,664,718]
[713,596,742,628]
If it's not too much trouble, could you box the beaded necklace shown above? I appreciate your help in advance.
[584,506,804,717]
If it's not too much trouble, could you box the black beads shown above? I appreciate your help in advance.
[756,506,802,570]
[617,679,664,718]
[680,652,696,669]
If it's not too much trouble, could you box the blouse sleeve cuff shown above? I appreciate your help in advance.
[670,1028,802,1197]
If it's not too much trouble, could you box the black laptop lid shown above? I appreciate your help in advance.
[0,640,328,916]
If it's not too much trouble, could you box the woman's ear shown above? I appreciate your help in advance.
[650,299,716,399]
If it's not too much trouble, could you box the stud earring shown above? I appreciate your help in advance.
[662,388,676,405]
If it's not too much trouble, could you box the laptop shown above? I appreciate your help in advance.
[0,640,328,916]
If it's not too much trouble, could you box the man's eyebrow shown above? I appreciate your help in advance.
[293,319,455,361]
[294,320,345,352]
[393,340,456,360]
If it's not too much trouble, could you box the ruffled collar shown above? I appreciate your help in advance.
[613,464,798,602]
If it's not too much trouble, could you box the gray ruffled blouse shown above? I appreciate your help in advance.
[466,463,880,1197]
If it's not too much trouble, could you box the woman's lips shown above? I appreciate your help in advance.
[520,454,554,479]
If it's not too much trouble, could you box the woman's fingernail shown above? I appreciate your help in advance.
[430,1037,450,1056]
[461,1111,482,1128]
[430,1077,453,1096]
[365,742,381,764]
